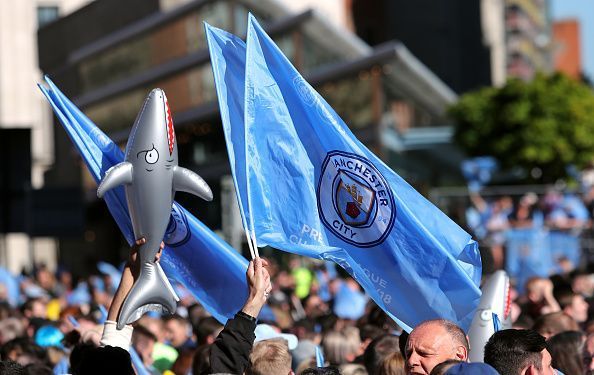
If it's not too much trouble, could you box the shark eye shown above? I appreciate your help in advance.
[145,147,159,164]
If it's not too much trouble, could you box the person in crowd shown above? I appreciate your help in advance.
[484,329,554,375]
[405,320,468,375]
[582,333,594,373]
[300,367,341,375]
[132,324,159,372]
[363,334,400,374]
[468,193,512,270]
[557,290,590,324]
[378,351,406,375]
[194,316,223,346]
[164,314,196,351]
[520,277,561,321]
[547,330,585,375]
[209,257,272,374]
[532,312,579,339]
[322,327,362,366]
[191,344,211,375]
[0,360,26,375]
[247,337,293,375]
[508,193,538,229]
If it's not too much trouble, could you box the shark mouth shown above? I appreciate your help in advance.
[504,277,511,319]
[164,93,175,156]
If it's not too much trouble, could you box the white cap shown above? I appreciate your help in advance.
[254,324,298,350]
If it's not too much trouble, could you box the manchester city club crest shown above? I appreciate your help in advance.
[318,151,395,247]
[164,202,191,247]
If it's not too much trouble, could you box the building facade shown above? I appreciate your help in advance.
[0,0,91,273]
[504,0,553,80]
[552,19,581,79]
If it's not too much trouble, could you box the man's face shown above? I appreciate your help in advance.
[405,323,464,375]
[165,319,189,347]
[568,295,589,323]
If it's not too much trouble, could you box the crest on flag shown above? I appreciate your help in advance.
[164,202,191,247]
[318,151,396,247]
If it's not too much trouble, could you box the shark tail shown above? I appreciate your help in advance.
[116,262,179,330]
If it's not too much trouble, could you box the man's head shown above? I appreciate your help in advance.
[163,314,192,348]
[363,334,400,374]
[248,338,293,375]
[484,329,554,375]
[322,327,362,365]
[558,291,589,323]
[132,325,157,366]
[405,320,468,375]
[532,312,579,339]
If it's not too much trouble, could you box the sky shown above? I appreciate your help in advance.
[551,0,594,79]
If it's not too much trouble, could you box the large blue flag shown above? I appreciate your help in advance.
[206,16,482,331]
[38,77,248,323]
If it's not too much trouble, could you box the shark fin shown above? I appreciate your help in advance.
[97,162,133,198]
[116,261,179,330]
[172,166,213,201]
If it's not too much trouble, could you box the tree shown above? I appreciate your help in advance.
[449,73,594,182]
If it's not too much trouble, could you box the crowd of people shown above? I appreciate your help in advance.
[2,227,594,374]
[466,187,594,274]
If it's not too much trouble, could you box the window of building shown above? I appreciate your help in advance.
[318,71,373,130]
[37,6,59,28]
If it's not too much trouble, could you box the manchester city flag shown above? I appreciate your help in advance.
[38,77,248,324]
[207,16,481,331]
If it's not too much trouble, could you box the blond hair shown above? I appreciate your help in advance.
[323,327,362,365]
[378,351,406,375]
[248,338,292,375]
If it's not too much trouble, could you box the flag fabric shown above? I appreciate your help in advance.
[205,27,253,235]
[206,15,482,331]
[316,346,325,368]
[38,77,248,324]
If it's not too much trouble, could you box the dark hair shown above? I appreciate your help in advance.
[359,324,385,343]
[191,344,212,375]
[398,331,408,357]
[0,338,50,367]
[301,366,341,375]
[547,331,585,375]
[70,344,134,375]
[556,290,578,310]
[132,324,158,342]
[533,312,578,337]
[194,317,223,345]
[0,361,26,375]
[23,363,52,375]
[363,334,400,374]
[484,329,547,375]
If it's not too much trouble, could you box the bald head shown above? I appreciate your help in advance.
[405,320,468,375]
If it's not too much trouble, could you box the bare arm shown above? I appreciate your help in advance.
[107,238,164,321]
[241,257,272,318]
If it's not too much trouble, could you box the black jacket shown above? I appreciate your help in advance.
[209,312,257,374]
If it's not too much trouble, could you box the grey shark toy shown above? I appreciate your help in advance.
[97,89,213,329]
[468,270,513,362]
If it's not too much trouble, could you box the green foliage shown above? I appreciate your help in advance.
[449,73,594,181]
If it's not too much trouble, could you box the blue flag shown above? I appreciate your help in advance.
[206,16,482,331]
[38,77,248,324]
[205,27,253,236]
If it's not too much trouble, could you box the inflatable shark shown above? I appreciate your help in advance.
[468,270,513,362]
[98,89,213,329]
